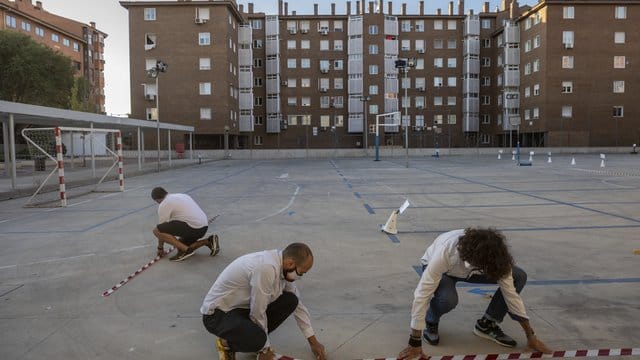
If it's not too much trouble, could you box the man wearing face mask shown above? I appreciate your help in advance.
[398,228,551,360]
[201,243,326,360]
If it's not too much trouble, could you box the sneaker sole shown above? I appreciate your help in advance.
[423,335,439,346]
[210,235,220,256]
[172,250,196,262]
[473,328,516,348]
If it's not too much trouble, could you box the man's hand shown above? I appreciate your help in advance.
[398,345,424,360]
[527,335,552,354]
[257,348,276,360]
[307,335,326,359]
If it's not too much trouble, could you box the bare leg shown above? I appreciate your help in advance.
[189,237,210,250]
[153,227,189,252]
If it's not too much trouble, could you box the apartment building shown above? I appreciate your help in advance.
[121,0,639,150]
[0,0,107,113]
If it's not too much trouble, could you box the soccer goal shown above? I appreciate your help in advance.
[21,126,124,207]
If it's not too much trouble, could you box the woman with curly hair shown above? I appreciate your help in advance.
[398,227,550,359]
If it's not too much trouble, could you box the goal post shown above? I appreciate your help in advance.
[21,126,124,207]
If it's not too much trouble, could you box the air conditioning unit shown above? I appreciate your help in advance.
[320,29,329,35]
[195,18,207,24]
[320,87,328,92]
[320,68,329,73]
[413,126,423,131]
[417,49,425,54]
[145,94,156,100]
[416,105,424,109]
[564,42,573,49]
[300,29,309,34]
[320,127,328,131]
[417,87,425,92]
[288,29,297,34]
[280,120,288,130]
[281,81,288,86]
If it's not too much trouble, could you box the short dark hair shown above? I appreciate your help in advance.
[283,243,313,265]
[457,227,513,280]
[151,187,168,201]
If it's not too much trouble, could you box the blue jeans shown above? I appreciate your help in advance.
[425,265,527,324]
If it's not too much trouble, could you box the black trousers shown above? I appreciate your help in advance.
[202,291,298,352]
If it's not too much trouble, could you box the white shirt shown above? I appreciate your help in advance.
[157,193,207,228]
[410,229,528,330]
[200,249,315,349]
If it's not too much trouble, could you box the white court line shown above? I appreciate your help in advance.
[256,184,300,222]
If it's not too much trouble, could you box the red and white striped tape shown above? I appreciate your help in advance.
[101,246,174,297]
[54,127,67,206]
[116,130,124,191]
[364,348,639,360]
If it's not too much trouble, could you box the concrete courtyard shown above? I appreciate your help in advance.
[0,153,638,359]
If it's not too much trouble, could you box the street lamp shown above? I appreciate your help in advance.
[395,58,415,168]
[360,96,371,154]
[147,59,168,172]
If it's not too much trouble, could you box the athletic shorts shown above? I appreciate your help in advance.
[157,220,207,246]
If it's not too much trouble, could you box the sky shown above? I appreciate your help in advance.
[39,0,536,116]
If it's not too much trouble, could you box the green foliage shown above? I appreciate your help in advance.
[0,30,75,108]
[70,76,95,112]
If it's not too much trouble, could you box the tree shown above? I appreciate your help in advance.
[0,30,75,108]
[70,76,95,112]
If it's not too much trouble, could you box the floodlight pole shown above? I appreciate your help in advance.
[148,60,167,173]
[395,58,415,168]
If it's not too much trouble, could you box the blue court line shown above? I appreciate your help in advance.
[387,234,400,243]
[354,192,362,199]
[401,224,640,234]
[186,163,263,194]
[374,200,640,210]
[411,166,640,224]
[411,267,640,285]
[354,187,638,197]
[364,204,375,214]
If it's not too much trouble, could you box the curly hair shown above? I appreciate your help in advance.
[457,227,513,280]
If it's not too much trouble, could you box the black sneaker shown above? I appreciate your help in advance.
[207,234,220,256]
[473,318,517,347]
[170,248,195,262]
[422,321,439,345]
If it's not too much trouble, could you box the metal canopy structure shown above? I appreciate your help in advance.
[0,100,195,190]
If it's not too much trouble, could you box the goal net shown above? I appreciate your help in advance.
[21,126,124,207]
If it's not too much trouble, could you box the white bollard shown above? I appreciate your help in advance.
[547,152,552,163]
[529,151,535,162]
[600,153,606,168]
[512,150,516,161]
[571,157,576,166]
[498,149,503,160]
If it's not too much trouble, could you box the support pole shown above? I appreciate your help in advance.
[8,115,17,189]
[90,122,96,178]
[137,126,142,171]
[168,129,172,167]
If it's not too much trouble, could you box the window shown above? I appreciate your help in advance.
[369,65,378,75]
[320,40,329,51]
[254,97,263,106]
[199,82,212,95]
[415,40,425,52]
[369,85,379,95]
[447,77,456,87]
[562,81,573,93]
[369,104,378,114]
[434,58,444,68]
[447,39,457,49]
[433,77,443,88]
[434,20,443,30]
[482,19,491,29]
[21,21,31,31]
[199,58,211,70]
[287,58,297,68]
[252,20,262,29]
[415,97,425,108]
[254,136,263,146]
[287,79,296,88]
[198,32,210,45]
[51,33,59,42]
[481,57,491,67]
[287,40,296,49]
[253,39,263,48]
[524,109,531,120]
[301,78,311,87]
[481,76,491,86]
[562,31,574,48]
[288,97,297,106]
[534,84,540,96]
[534,35,541,48]
[481,96,490,105]
[447,97,456,106]
[5,15,17,28]
[369,25,378,35]
[144,8,156,21]
[415,58,424,69]
[533,59,540,72]
[401,20,411,32]
[447,114,456,124]
[562,106,572,118]
[287,20,297,33]
[334,59,344,70]
[613,106,624,117]
[614,56,626,69]
[563,6,574,19]
[415,115,425,127]
[200,108,211,120]
[300,20,310,32]
[447,58,457,68]
[615,6,627,19]
[447,20,457,30]
[301,58,310,68]
[614,32,625,44]
[533,107,539,119]
[320,115,331,127]
[562,56,574,69]
[36,27,44,37]
[434,115,443,125]
[524,87,531,97]
[481,114,490,124]
[334,20,343,32]
[334,40,343,51]
[401,40,410,51]
[369,44,378,54]
[415,20,424,32]
[524,18,532,30]
[196,7,210,21]
[524,40,531,52]
[434,39,444,49]
[145,33,157,50]
[63,38,70,47]
[401,77,411,89]
[254,59,263,68]
[288,115,298,126]
[301,97,311,107]
[254,77,263,87]
[482,38,491,48]
[534,12,541,25]
[613,80,625,93]
[255,116,263,125]
[434,96,443,106]
[73,42,79,51]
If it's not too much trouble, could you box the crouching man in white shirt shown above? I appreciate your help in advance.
[201,243,326,360]
[399,228,551,360]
